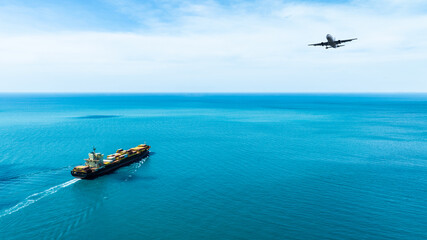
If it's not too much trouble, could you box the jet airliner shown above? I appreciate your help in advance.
[309,34,357,49]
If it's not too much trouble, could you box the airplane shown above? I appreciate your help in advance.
[308,34,357,49]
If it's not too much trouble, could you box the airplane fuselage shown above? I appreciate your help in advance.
[326,34,336,48]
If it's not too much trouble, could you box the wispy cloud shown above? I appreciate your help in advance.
[0,0,426,92]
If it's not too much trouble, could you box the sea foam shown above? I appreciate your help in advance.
[0,178,80,218]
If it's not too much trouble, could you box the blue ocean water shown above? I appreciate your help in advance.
[0,94,426,240]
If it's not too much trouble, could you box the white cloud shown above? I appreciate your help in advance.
[0,0,426,92]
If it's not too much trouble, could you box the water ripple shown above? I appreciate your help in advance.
[0,178,80,218]
[74,115,120,119]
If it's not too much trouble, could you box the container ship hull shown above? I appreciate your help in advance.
[71,144,150,180]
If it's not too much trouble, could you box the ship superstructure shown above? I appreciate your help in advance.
[71,144,150,179]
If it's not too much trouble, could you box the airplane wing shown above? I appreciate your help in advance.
[308,42,328,46]
[335,38,357,44]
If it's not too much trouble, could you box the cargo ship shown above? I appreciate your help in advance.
[71,144,150,179]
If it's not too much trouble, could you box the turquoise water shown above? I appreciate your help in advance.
[0,94,426,240]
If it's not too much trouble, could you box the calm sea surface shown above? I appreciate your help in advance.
[0,94,426,240]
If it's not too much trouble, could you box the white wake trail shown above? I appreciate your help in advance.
[0,178,80,218]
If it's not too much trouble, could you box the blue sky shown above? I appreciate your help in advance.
[0,0,426,92]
